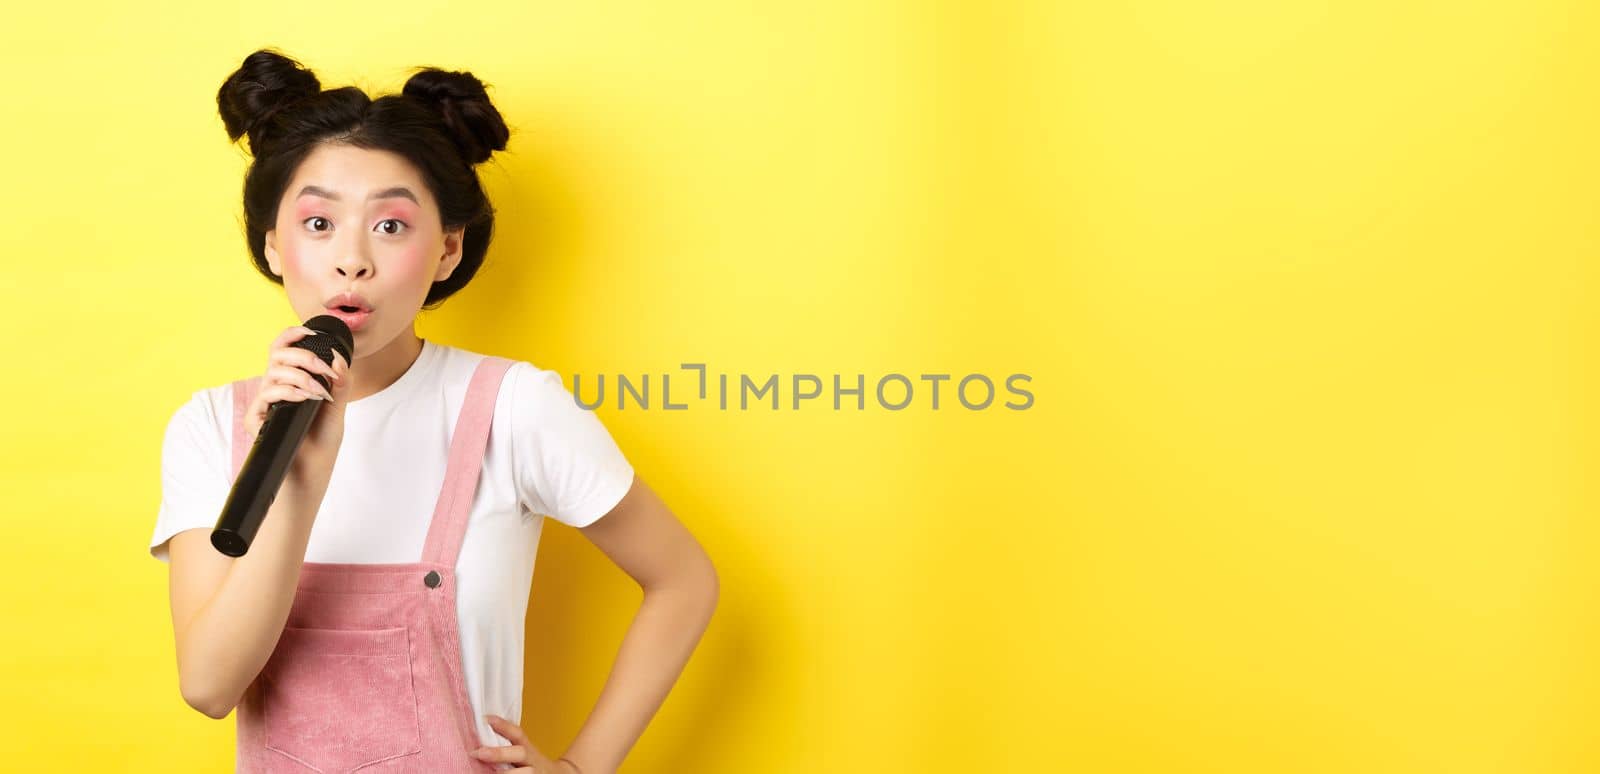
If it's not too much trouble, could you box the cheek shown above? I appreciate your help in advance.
[387,243,436,288]
[275,226,312,268]
[274,243,315,287]
[280,249,311,275]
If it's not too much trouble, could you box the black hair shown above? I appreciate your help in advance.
[216,48,512,309]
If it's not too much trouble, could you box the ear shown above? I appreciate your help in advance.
[264,229,282,278]
[435,226,466,282]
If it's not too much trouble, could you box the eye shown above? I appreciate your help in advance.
[375,219,407,235]
[302,216,332,232]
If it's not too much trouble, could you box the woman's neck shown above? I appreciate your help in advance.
[345,328,424,403]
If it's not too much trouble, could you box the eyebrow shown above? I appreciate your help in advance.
[296,185,420,205]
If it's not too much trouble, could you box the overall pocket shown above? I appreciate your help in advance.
[262,625,422,772]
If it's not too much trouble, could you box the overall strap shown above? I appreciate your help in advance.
[422,356,515,567]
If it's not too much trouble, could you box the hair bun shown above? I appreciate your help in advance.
[217,49,321,155]
[402,68,510,165]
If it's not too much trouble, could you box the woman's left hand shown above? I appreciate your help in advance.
[471,715,580,773]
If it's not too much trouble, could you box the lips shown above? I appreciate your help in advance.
[324,307,372,332]
[325,291,372,311]
[323,291,373,331]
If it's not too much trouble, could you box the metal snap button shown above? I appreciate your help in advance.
[424,570,441,588]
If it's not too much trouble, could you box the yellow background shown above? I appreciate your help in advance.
[0,1,1591,772]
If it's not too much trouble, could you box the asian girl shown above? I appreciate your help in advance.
[149,48,718,774]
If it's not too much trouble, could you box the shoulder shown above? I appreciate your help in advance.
[434,345,618,446]
[506,360,572,403]
[465,355,631,527]
[501,361,601,432]
[158,381,237,478]
[166,380,237,435]
[430,342,572,409]
[162,371,268,454]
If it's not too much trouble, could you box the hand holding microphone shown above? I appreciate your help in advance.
[211,314,354,557]
[243,322,352,474]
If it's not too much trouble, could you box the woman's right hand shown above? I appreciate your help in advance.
[243,325,352,484]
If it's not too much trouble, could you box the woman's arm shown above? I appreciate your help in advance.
[557,474,720,774]
[165,467,333,718]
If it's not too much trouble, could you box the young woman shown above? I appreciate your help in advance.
[148,49,719,774]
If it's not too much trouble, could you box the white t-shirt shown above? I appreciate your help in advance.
[148,338,634,749]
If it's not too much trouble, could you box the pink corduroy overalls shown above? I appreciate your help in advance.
[226,355,514,773]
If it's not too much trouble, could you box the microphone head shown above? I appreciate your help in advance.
[296,314,355,370]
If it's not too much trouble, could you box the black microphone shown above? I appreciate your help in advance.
[210,314,354,557]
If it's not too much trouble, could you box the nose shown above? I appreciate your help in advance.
[333,242,373,279]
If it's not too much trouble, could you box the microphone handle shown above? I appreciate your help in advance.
[210,394,325,557]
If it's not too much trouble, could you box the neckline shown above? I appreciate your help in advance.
[344,338,438,415]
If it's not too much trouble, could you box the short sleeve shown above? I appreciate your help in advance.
[510,363,635,528]
[148,390,232,563]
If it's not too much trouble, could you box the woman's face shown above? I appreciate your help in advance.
[264,142,463,360]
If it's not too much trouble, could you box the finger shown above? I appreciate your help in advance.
[485,715,532,746]
[270,364,328,396]
[297,369,334,399]
[265,365,333,398]
[470,744,526,763]
[258,383,317,405]
[268,325,319,354]
[270,346,342,385]
[263,374,331,403]
[246,385,308,437]
[255,385,323,416]
[319,350,348,384]
[276,347,342,382]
